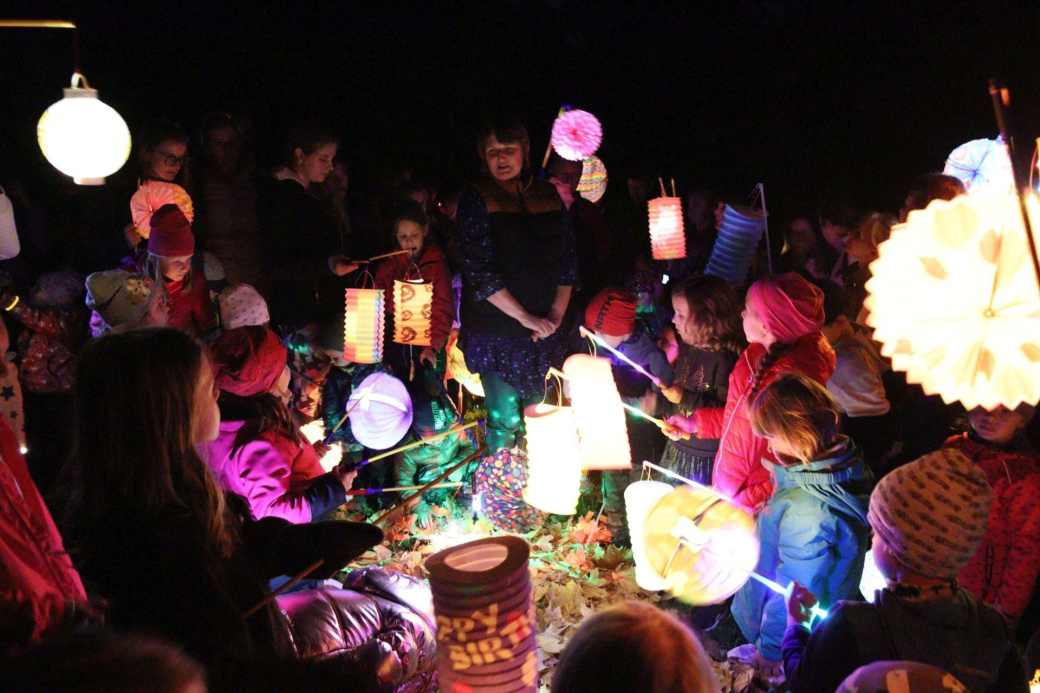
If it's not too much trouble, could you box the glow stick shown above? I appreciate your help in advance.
[349,420,483,468]
[578,326,664,387]
[620,402,690,439]
[347,482,464,496]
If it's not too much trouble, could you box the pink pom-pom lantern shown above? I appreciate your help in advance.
[551,109,602,162]
[130,180,194,240]
[648,197,686,260]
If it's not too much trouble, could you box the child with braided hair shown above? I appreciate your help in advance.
[664,273,835,512]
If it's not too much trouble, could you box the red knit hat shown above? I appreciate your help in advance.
[211,326,288,398]
[584,287,638,337]
[746,272,825,344]
[147,203,195,258]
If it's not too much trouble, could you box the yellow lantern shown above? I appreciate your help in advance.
[343,288,385,364]
[865,193,1040,410]
[37,72,131,185]
[562,354,631,470]
[392,279,433,347]
[522,403,581,515]
[648,196,686,260]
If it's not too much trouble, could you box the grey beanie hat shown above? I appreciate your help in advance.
[85,270,156,334]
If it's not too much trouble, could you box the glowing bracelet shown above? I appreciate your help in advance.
[3,295,19,312]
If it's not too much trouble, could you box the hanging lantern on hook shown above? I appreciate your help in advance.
[392,279,433,347]
[343,288,385,364]
[648,196,686,260]
[37,72,131,185]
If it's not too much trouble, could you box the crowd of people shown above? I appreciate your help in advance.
[1,109,1038,693]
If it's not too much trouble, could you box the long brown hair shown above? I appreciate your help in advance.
[64,328,234,559]
[672,274,745,354]
[218,390,302,457]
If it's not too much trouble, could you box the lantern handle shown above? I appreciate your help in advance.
[70,71,91,89]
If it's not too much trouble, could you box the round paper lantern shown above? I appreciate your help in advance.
[641,485,759,605]
[344,288,385,364]
[393,279,434,346]
[562,354,632,470]
[522,403,581,515]
[426,536,538,693]
[550,109,602,162]
[347,372,413,450]
[130,181,194,239]
[865,193,1040,410]
[648,197,686,260]
[943,138,1015,195]
[577,155,608,204]
[705,204,767,287]
[474,449,545,533]
[624,480,674,591]
[37,73,131,185]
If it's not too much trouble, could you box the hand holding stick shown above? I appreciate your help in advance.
[373,448,486,526]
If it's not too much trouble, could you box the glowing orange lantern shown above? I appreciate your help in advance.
[392,279,433,347]
[648,197,686,260]
[522,403,581,515]
[343,288,385,364]
[562,354,631,470]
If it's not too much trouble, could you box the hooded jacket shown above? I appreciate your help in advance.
[373,243,455,351]
[732,439,873,661]
[694,332,836,512]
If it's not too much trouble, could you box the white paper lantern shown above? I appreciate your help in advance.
[37,73,131,185]
[562,354,632,470]
[522,403,582,515]
[624,480,674,591]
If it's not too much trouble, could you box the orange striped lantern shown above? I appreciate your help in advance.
[648,196,686,260]
[392,279,434,347]
[343,288,385,364]
[562,354,632,470]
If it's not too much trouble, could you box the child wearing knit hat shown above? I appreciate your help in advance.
[782,449,1028,693]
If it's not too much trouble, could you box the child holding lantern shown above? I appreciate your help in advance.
[664,272,835,512]
[732,372,873,679]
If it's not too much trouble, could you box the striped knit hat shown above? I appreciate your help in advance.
[868,449,993,579]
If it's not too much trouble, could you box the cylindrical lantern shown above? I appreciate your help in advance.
[648,197,686,260]
[624,480,674,591]
[392,279,434,346]
[344,288,385,364]
[37,73,131,185]
[522,403,581,515]
[577,155,608,204]
[562,354,632,470]
[704,204,766,287]
[426,537,538,693]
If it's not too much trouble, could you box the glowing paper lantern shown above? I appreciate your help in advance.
[392,279,433,347]
[522,403,581,515]
[343,288,385,364]
[577,155,608,204]
[859,549,887,604]
[562,354,631,470]
[624,480,674,591]
[705,204,766,287]
[648,197,686,260]
[37,72,131,185]
[130,181,194,239]
[446,339,484,397]
[550,109,602,162]
[943,138,1015,195]
[642,485,759,605]
[864,193,1040,410]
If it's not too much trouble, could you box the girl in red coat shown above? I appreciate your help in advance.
[943,403,1040,628]
[373,202,455,380]
[143,204,217,337]
[665,273,835,512]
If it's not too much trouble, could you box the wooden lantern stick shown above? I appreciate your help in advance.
[373,447,487,526]
[670,178,677,197]
[344,420,483,470]
[658,177,667,197]
[540,106,569,176]
[348,482,464,496]
[244,559,324,618]
[356,249,410,265]
[323,386,373,445]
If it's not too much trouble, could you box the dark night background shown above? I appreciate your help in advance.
[2,0,1040,216]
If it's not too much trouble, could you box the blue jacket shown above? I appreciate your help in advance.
[732,439,873,661]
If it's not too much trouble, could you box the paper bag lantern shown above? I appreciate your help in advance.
[343,288,385,364]
[130,180,194,239]
[577,155,608,204]
[522,403,581,515]
[392,279,433,347]
[705,204,766,287]
[648,197,686,260]
[865,193,1040,410]
[943,138,1015,195]
[625,480,674,591]
[642,485,759,605]
[562,354,631,470]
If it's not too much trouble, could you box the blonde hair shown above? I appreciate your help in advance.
[749,372,841,465]
[857,211,898,247]
[551,601,720,693]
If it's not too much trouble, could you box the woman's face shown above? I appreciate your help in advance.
[295,143,337,185]
[789,219,817,255]
[395,220,428,257]
[671,295,695,345]
[145,140,188,182]
[192,359,221,445]
[205,124,242,174]
[742,299,771,345]
[969,405,1025,445]
[483,136,524,182]
[160,255,193,283]
[821,220,851,251]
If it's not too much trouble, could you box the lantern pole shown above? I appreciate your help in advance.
[989,79,1040,293]
[373,447,487,526]
[758,183,773,275]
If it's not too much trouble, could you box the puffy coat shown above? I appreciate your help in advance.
[944,433,1040,620]
[732,439,873,661]
[694,332,835,512]
[205,420,346,523]
[373,243,455,351]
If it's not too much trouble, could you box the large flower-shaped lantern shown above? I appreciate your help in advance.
[550,109,602,162]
